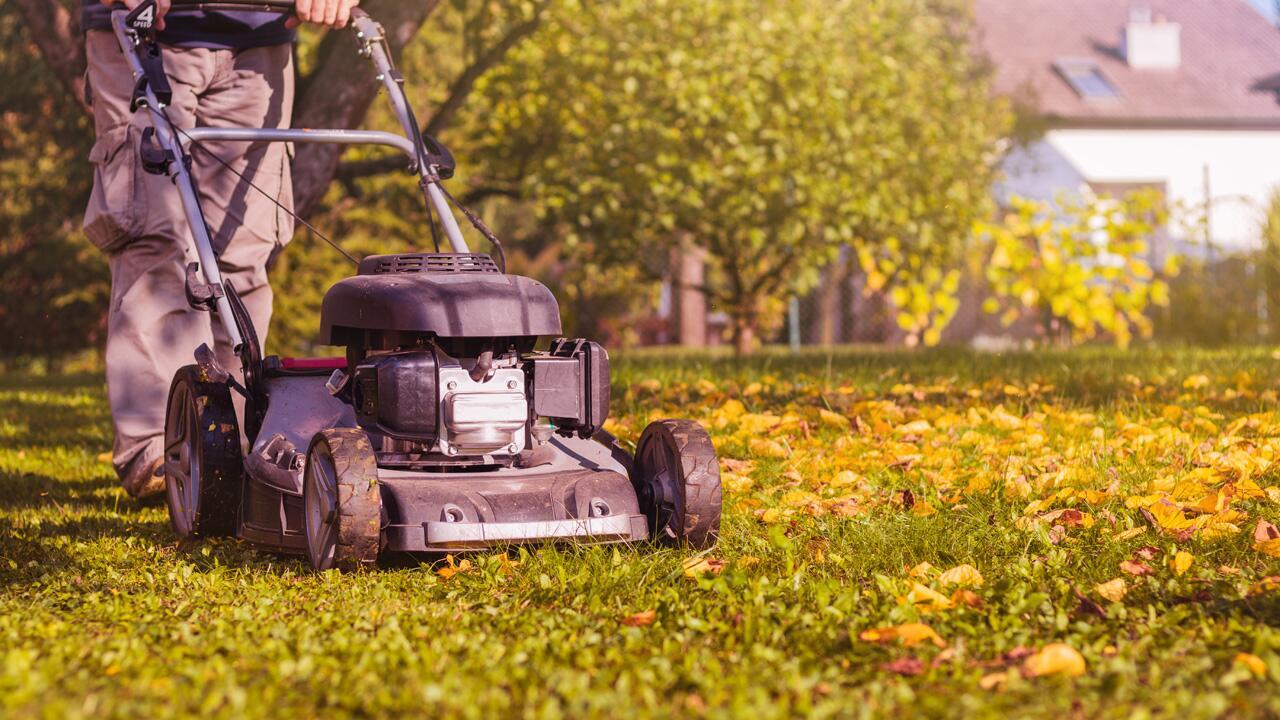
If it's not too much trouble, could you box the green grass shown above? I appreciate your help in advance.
[3,347,1280,718]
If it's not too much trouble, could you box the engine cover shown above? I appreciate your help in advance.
[319,254,562,346]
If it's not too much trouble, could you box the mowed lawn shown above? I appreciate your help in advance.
[3,348,1280,719]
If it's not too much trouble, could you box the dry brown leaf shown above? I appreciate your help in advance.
[881,657,926,676]
[1120,560,1154,576]
[621,610,656,627]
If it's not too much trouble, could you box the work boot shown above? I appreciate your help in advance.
[121,455,166,501]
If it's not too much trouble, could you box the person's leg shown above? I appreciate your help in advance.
[83,32,220,497]
[194,44,296,370]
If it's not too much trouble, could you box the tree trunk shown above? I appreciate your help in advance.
[291,0,441,219]
[11,0,88,113]
[816,251,849,346]
[672,243,707,347]
[732,310,757,356]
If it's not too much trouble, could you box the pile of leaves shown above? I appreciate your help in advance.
[2,347,1280,718]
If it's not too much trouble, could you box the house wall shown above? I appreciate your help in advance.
[998,128,1280,249]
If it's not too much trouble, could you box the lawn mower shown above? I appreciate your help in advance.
[111,0,722,569]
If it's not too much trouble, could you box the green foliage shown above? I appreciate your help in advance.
[1263,188,1280,342]
[6,348,1280,716]
[0,3,107,366]
[977,191,1174,347]
[464,0,1010,352]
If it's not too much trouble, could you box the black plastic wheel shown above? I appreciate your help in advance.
[163,365,243,538]
[303,428,382,571]
[633,419,722,548]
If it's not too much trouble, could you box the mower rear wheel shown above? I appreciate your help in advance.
[303,428,382,571]
[633,419,722,549]
[163,365,243,538]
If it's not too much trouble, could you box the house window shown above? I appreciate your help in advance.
[1054,60,1121,100]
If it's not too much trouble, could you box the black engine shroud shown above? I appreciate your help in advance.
[320,253,562,349]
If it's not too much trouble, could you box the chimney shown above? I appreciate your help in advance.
[1122,6,1181,70]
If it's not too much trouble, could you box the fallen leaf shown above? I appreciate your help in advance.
[1254,519,1279,543]
[859,622,947,648]
[621,610,656,627]
[1095,578,1127,603]
[1235,653,1267,678]
[904,582,953,613]
[1133,546,1160,561]
[950,588,984,609]
[907,561,936,578]
[748,438,789,459]
[819,409,851,429]
[683,556,728,577]
[1170,551,1193,576]
[939,564,985,588]
[911,501,938,517]
[1254,538,1280,558]
[1120,560,1154,576]
[881,657,925,676]
[1023,643,1086,678]
[978,671,1008,690]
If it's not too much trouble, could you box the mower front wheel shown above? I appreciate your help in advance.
[163,365,243,538]
[303,428,382,571]
[633,419,722,549]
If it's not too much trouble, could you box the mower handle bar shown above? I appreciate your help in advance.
[112,2,373,22]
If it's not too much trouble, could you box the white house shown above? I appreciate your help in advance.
[974,0,1280,252]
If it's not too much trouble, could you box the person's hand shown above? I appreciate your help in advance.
[287,0,360,29]
[101,0,171,30]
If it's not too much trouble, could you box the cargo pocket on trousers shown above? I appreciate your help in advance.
[83,125,147,254]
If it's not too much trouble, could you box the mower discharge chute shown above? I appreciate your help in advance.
[113,0,723,570]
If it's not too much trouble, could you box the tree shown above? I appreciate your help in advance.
[976,191,1173,347]
[462,0,1010,353]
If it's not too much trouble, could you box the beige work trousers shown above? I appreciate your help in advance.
[83,31,295,494]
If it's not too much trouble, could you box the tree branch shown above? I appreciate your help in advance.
[421,9,545,137]
[12,0,88,114]
[291,0,442,219]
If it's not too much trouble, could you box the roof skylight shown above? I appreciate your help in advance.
[1054,59,1122,101]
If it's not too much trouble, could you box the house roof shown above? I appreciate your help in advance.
[973,0,1280,128]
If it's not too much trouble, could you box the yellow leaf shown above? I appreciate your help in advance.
[1095,578,1127,603]
[938,564,985,588]
[1235,653,1267,678]
[907,561,935,578]
[897,419,932,435]
[819,408,851,429]
[906,582,953,612]
[1023,644,1086,678]
[1171,551,1193,576]
[911,502,938,517]
[1182,374,1211,390]
[748,438,789,459]
[743,382,763,397]
[859,622,947,648]
[682,556,727,577]
[1255,538,1280,558]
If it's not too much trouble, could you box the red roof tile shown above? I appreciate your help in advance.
[973,0,1280,127]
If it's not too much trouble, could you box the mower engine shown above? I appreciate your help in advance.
[324,254,610,466]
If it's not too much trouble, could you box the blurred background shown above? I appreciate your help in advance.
[2,0,1280,369]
